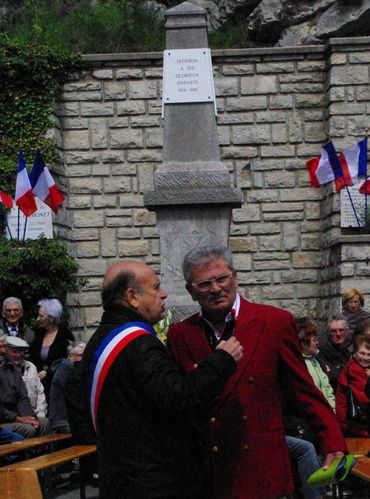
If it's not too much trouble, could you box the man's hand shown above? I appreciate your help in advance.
[38,370,47,380]
[216,337,243,362]
[322,451,345,470]
[15,415,40,429]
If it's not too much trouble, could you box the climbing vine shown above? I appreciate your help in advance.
[0,34,83,192]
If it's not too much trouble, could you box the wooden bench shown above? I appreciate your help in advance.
[0,432,72,459]
[344,437,370,481]
[345,437,370,458]
[342,437,370,495]
[351,455,370,482]
[1,469,42,499]
[0,444,97,499]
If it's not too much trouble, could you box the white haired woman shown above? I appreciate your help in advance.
[29,299,74,401]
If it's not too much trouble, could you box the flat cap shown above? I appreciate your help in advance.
[6,336,29,348]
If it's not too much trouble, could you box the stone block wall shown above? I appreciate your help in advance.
[319,38,370,322]
[52,38,370,339]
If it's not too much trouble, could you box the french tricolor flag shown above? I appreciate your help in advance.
[15,152,37,217]
[306,141,345,192]
[338,137,367,187]
[29,152,65,213]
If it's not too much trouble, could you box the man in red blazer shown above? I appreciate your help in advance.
[167,245,347,499]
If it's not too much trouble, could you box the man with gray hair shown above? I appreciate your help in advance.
[317,314,351,391]
[48,340,86,433]
[167,245,347,499]
[1,297,34,347]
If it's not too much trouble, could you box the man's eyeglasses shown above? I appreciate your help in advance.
[329,328,346,335]
[189,272,234,293]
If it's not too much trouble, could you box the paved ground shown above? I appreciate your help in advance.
[46,471,369,499]
[48,470,99,499]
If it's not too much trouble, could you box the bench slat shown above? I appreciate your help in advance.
[345,437,370,457]
[351,456,370,482]
[0,469,42,499]
[0,432,72,458]
[2,444,97,471]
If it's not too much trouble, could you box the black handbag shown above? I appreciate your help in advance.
[346,384,367,422]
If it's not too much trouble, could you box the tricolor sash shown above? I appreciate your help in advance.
[89,321,155,431]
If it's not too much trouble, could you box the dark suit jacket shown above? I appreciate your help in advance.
[81,305,237,499]
[167,296,347,499]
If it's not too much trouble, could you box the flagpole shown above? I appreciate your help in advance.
[5,218,13,240]
[344,185,361,228]
[17,207,20,241]
[22,217,28,241]
[1,209,13,240]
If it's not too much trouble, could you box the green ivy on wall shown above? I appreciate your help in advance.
[0,34,83,192]
[0,36,86,317]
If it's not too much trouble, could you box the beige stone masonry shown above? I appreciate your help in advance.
[50,40,370,338]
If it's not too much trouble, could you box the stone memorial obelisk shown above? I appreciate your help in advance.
[144,1,242,317]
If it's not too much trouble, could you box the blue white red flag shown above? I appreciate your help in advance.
[29,152,65,213]
[89,321,155,432]
[0,191,13,209]
[338,137,367,187]
[15,152,37,217]
[306,141,346,192]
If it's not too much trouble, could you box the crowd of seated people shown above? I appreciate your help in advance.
[0,297,75,442]
[0,296,99,484]
[289,291,370,498]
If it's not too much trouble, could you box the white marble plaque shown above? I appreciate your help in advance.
[6,198,53,240]
[341,184,368,228]
[162,48,216,109]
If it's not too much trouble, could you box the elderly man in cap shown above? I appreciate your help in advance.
[0,335,49,438]
[1,297,34,347]
[6,336,48,420]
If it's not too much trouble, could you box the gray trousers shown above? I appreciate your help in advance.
[1,416,50,438]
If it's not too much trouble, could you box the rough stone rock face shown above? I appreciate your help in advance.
[249,0,370,46]
[154,0,370,46]
[3,0,370,46]
[153,0,260,30]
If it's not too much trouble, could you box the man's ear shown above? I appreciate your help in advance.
[125,288,139,309]
[185,283,197,302]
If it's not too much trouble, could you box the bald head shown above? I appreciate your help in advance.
[103,261,148,289]
[101,260,167,324]
[102,261,143,309]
